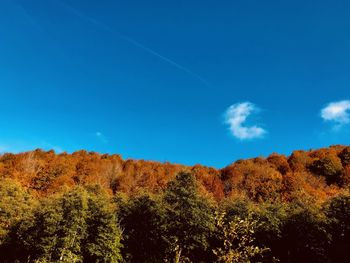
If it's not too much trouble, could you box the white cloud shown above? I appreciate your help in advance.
[0,145,7,154]
[321,100,350,125]
[224,102,267,140]
[95,131,108,143]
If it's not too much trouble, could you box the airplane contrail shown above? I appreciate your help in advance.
[53,0,211,87]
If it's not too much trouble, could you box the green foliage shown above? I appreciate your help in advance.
[83,187,123,263]
[58,188,88,262]
[1,146,350,262]
[213,212,269,263]
[324,193,350,262]
[10,186,123,263]
[0,179,34,245]
[163,172,215,262]
[118,193,166,262]
[280,203,330,263]
[222,198,251,221]
[249,203,287,263]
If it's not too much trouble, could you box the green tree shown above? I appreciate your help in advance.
[249,203,286,262]
[13,188,87,262]
[222,198,251,222]
[280,203,330,263]
[0,179,34,244]
[0,179,35,262]
[83,186,123,263]
[213,212,269,263]
[163,172,215,262]
[57,188,88,262]
[12,194,64,262]
[324,193,350,262]
[13,187,123,262]
[118,193,166,262]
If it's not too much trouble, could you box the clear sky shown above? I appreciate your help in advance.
[1,0,350,168]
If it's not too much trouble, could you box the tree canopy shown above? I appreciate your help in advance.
[1,145,350,262]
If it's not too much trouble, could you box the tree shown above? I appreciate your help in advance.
[224,160,284,202]
[118,193,166,262]
[280,203,330,263]
[249,203,286,262]
[0,179,35,262]
[213,212,269,263]
[310,155,343,185]
[222,198,251,222]
[163,172,215,262]
[83,186,123,263]
[324,193,350,262]
[267,153,291,175]
[12,193,64,262]
[12,187,123,262]
[339,147,350,166]
[0,179,34,244]
[288,150,313,172]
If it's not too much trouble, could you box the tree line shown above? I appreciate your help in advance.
[0,145,350,262]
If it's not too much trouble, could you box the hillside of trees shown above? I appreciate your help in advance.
[1,145,350,262]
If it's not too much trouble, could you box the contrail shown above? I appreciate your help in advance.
[13,0,41,30]
[13,0,71,61]
[53,0,211,87]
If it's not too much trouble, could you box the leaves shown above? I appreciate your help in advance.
[213,211,269,263]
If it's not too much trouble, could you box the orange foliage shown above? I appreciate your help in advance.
[288,150,313,172]
[267,153,291,175]
[221,158,283,202]
[0,145,348,203]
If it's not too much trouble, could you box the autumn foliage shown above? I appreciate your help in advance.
[1,145,350,262]
[1,145,349,203]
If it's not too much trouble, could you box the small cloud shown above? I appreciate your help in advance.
[0,145,7,154]
[321,100,350,127]
[95,131,108,143]
[224,102,267,140]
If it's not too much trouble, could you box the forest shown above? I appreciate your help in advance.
[0,145,350,262]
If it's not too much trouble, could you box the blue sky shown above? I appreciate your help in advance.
[1,0,350,168]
